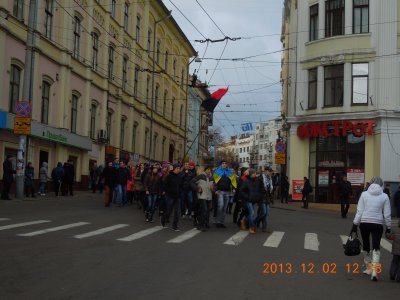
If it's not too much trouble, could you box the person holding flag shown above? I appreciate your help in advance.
[213,160,237,228]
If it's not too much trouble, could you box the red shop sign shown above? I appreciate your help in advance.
[297,120,376,138]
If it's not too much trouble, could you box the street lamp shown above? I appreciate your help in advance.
[148,11,172,162]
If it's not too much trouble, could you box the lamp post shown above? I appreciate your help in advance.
[148,11,172,162]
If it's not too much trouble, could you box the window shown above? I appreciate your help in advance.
[325,0,345,37]
[132,123,137,152]
[353,0,369,34]
[173,59,177,80]
[124,2,129,31]
[13,0,24,20]
[122,57,128,90]
[41,81,51,124]
[108,45,114,80]
[147,29,152,52]
[352,63,368,104]
[163,91,167,116]
[144,129,149,157]
[309,4,319,41]
[120,118,126,149]
[153,134,158,158]
[111,0,116,18]
[179,105,184,127]
[156,41,161,63]
[136,15,141,42]
[71,94,78,133]
[90,104,96,139]
[146,76,150,105]
[164,51,169,72]
[91,32,99,70]
[9,64,21,113]
[308,68,318,109]
[106,111,112,142]
[324,64,344,106]
[73,17,81,58]
[181,68,185,87]
[171,97,175,120]
[154,85,159,111]
[134,66,139,98]
[161,137,166,161]
[45,0,54,39]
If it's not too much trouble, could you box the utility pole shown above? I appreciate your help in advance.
[16,0,38,198]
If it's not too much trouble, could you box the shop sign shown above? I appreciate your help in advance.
[347,169,365,186]
[275,153,286,165]
[105,146,116,155]
[14,117,31,134]
[45,130,67,143]
[318,161,345,168]
[292,180,304,201]
[318,171,329,186]
[297,120,376,138]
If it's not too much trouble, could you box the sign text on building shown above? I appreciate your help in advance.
[297,120,376,138]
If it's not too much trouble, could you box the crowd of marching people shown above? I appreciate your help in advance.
[89,159,277,233]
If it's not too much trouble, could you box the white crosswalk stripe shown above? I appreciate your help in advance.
[263,231,285,248]
[0,220,51,231]
[304,233,319,251]
[117,226,165,242]
[380,238,392,252]
[17,222,90,237]
[167,228,202,243]
[224,231,249,246]
[0,218,10,221]
[73,224,129,239]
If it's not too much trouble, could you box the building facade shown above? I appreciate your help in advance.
[235,133,254,169]
[283,0,400,203]
[0,0,195,188]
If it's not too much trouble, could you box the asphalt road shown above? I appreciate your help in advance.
[0,193,399,300]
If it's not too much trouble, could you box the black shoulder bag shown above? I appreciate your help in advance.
[343,231,362,256]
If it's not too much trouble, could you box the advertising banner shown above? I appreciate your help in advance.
[318,171,329,186]
[292,180,304,201]
[347,169,365,186]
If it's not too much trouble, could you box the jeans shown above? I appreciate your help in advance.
[39,182,46,194]
[255,203,269,229]
[180,190,193,216]
[302,194,308,208]
[163,196,181,227]
[359,223,383,252]
[246,202,257,228]
[147,194,158,217]
[340,198,350,218]
[115,184,127,206]
[216,191,230,224]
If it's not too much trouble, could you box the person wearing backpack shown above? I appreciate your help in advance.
[51,162,64,197]
[302,176,312,209]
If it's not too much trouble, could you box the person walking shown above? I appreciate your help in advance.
[24,162,35,198]
[134,164,147,210]
[256,166,274,232]
[39,162,50,196]
[339,176,353,218]
[1,155,15,200]
[394,186,400,218]
[51,162,64,197]
[302,177,312,209]
[97,164,104,194]
[191,166,214,231]
[161,164,183,231]
[180,162,196,219]
[63,160,75,196]
[351,177,392,281]
[144,165,162,222]
[115,161,131,207]
[234,168,249,229]
[89,162,99,193]
[281,176,290,204]
[213,160,237,228]
[99,161,114,207]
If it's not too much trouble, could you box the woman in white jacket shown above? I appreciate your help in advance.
[352,177,392,281]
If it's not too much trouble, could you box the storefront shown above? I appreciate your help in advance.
[294,120,375,204]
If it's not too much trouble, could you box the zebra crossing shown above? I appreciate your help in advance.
[0,217,393,252]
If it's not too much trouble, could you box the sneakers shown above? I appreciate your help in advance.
[249,227,256,234]
[172,226,180,232]
[146,219,149,222]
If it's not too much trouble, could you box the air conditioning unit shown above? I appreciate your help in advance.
[98,129,108,142]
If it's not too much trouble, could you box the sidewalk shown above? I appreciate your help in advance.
[271,200,357,214]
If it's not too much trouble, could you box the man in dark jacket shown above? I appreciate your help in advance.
[2,155,15,200]
[51,162,64,197]
[302,177,312,209]
[339,176,353,218]
[180,162,196,218]
[281,176,290,204]
[162,164,183,231]
[99,161,114,207]
[115,161,131,207]
[63,160,75,196]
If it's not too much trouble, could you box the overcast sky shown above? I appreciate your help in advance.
[162,0,284,139]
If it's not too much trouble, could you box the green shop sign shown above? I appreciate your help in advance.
[46,130,68,143]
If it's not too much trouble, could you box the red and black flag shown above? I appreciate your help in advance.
[201,87,229,112]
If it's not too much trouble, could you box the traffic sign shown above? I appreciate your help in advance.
[275,153,286,165]
[15,100,32,117]
[14,117,31,134]
[275,141,286,153]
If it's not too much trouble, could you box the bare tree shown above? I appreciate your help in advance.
[208,127,224,147]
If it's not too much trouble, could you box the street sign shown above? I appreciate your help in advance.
[14,117,31,134]
[241,123,253,132]
[275,141,286,153]
[275,153,286,165]
[15,100,32,117]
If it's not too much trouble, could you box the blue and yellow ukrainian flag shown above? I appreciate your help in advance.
[213,166,237,189]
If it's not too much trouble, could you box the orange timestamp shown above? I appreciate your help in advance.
[262,262,382,274]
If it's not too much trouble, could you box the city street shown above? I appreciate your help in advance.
[1,193,399,300]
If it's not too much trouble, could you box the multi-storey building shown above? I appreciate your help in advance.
[255,119,282,172]
[0,0,195,188]
[283,0,400,203]
[235,133,254,169]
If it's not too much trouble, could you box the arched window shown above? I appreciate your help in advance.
[9,64,21,113]
[108,45,115,80]
[71,93,79,133]
[156,40,161,63]
[132,122,138,153]
[13,0,24,20]
[164,50,169,72]
[171,97,175,121]
[90,103,97,139]
[173,59,177,80]
[120,117,126,149]
[106,111,113,142]
[44,0,54,39]
[41,81,51,124]
[91,32,99,70]
[122,56,128,90]
[154,84,159,111]
[73,16,82,58]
